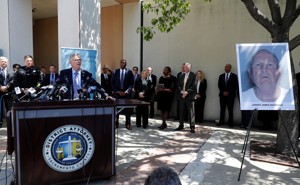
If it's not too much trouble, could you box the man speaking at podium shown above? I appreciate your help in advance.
[56,53,112,100]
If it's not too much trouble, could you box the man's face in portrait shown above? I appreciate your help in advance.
[249,50,280,89]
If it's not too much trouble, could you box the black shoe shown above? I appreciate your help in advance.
[143,125,147,129]
[158,123,167,130]
[0,123,2,128]
[175,126,184,131]
[136,124,141,128]
[191,128,195,133]
[216,122,223,126]
[229,124,234,128]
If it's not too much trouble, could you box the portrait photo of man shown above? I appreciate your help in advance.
[236,43,295,110]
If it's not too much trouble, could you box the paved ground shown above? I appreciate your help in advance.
[0,116,300,185]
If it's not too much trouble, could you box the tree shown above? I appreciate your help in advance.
[139,0,300,156]
[241,0,300,156]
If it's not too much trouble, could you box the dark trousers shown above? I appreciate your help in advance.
[149,99,154,117]
[219,96,234,126]
[177,99,187,121]
[179,98,195,128]
[136,106,149,127]
[195,96,206,123]
[0,94,13,123]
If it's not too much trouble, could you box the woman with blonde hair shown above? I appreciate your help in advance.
[194,70,207,123]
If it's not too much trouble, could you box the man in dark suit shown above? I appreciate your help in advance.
[217,63,238,128]
[176,63,196,133]
[44,65,58,85]
[147,67,157,118]
[56,53,111,100]
[176,63,186,120]
[132,66,141,99]
[111,59,134,130]
[101,65,112,96]
[0,57,14,128]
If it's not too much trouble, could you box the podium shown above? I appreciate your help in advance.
[11,100,116,185]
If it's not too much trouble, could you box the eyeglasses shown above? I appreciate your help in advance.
[73,59,82,62]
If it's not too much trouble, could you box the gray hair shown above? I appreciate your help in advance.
[185,63,192,70]
[0,56,8,62]
[69,53,81,61]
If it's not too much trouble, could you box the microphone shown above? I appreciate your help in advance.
[15,87,36,103]
[47,84,58,100]
[59,85,68,94]
[28,87,37,99]
[38,85,54,100]
[88,86,97,100]
[88,86,97,93]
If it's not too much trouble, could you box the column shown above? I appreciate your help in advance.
[58,0,101,81]
[0,0,33,66]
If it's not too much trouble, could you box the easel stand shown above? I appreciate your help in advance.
[238,109,300,181]
[238,109,256,181]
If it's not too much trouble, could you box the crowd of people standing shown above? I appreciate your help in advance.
[1,54,250,134]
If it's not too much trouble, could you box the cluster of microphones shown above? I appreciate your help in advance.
[12,84,101,104]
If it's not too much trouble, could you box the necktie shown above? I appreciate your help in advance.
[120,69,124,89]
[225,73,229,84]
[1,69,6,85]
[51,74,54,84]
[183,73,188,91]
[73,72,79,99]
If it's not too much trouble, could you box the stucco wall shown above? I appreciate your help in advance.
[138,0,300,122]
[33,17,58,69]
[101,5,123,70]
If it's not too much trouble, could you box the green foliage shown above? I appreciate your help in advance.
[138,0,212,41]
[137,0,191,41]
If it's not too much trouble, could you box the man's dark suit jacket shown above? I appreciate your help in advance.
[218,73,238,98]
[0,69,14,94]
[0,69,14,122]
[177,72,196,100]
[176,72,184,100]
[111,68,134,95]
[148,74,157,94]
[101,73,112,95]
[44,73,59,86]
[57,68,108,99]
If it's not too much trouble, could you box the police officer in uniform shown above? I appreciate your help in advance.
[13,55,43,101]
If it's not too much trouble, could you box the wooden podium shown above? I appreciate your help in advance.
[11,100,116,185]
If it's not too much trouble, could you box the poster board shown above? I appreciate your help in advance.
[236,43,295,110]
[61,47,97,78]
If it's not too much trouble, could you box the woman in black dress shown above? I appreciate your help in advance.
[157,66,176,129]
[134,70,152,128]
[194,70,207,123]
